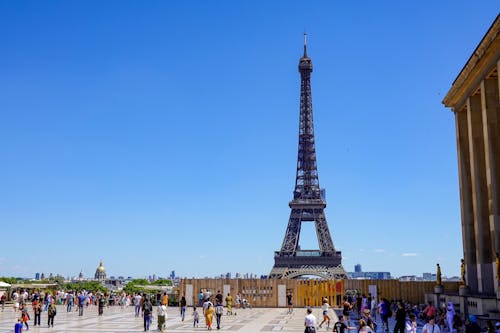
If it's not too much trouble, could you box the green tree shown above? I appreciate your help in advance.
[0,277,19,284]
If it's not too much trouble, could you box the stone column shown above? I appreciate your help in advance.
[481,70,500,291]
[456,109,478,292]
[467,94,494,294]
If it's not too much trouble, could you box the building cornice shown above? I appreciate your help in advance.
[442,14,500,111]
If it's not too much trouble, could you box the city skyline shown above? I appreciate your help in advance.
[1,1,499,279]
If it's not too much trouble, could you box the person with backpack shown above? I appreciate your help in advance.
[142,297,153,331]
[215,301,224,330]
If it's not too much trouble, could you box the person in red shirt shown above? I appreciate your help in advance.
[423,301,437,320]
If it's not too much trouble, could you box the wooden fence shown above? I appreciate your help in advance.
[178,278,460,308]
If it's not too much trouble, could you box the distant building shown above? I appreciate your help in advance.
[94,261,106,281]
[422,273,436,281]
[170,271,175,279]
[35,273,40,280]
[347,265,391,279]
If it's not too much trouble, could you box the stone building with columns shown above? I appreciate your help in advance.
[443,14,500,315]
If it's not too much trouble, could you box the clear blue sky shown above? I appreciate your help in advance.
[1,1,499,280]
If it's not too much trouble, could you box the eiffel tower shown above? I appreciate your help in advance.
[269,35,346,280]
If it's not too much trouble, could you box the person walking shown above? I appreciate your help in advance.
[215,301,224,330]
[319,298,331,329]
[406,314,417,333]
[180,295,187,321]
[225,293,233,315]
[0,292,6,312]
[97,294,105,316]
[14,318,23,333]
[333,315,356,333]
[161,293,168,307]
[446,302,456,333]
[379,298,391,332]
[192,306,200,328]
[66,292,74,312]
[394,302,407,333]
[20,307,30,331]
[142,297,153,331]
[157,302,167,332]
[359,319,374,333]
[47,300,56,328]
[304,307,317,333]
[33,300,41,326]
[77,293,86,316]
[287,293,293,314]
[423,317,441,333]
[205,303,214,330]
[134,293,142,317]
[342,296,352,324]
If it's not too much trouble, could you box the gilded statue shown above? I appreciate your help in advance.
[436,263,442,286]
[496,253,500,282]
[461,258,466,285]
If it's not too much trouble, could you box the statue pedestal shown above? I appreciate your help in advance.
[459,285,470,320]
[434,285,444,294]
[459,285,469,297]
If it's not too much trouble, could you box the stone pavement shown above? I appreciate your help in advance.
[0,305,337,333]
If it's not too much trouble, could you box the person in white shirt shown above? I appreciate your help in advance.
[446,302,456,333]
[422,316,440,333]
[406,314,418,333]
[304,307,317,333]
[157,303,167,332]
[319,298,331,329]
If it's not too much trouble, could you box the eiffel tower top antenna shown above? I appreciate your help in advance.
[303,32,307,57]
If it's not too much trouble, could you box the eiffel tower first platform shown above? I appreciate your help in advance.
[269,35,347,280]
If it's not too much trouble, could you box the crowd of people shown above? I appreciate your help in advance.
[4,288,251,332]
[304,293,500,333]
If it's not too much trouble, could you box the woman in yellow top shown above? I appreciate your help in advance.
[225,294,233,315]
[205,303,214,330]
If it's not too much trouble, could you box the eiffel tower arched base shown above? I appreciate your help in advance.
[269,264,347,280]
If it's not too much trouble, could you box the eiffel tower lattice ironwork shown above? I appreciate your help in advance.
[269,35,346,280]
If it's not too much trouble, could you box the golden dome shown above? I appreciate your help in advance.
[97,261,105,272]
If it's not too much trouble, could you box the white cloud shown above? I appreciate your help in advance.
[374,249,386,253]
[402,253,419,257]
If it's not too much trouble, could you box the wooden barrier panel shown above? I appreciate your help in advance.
[178,279,460,308]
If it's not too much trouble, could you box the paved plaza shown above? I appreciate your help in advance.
[0,304,339,333]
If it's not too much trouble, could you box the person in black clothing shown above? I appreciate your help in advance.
[465,315,481,333]
[98,294,105,316]
[333,315,356,333]
[215,291,223,304]
[142,297,153,331]
[180,295,187,321]
[287,293,293,314]
[394,302,406,333]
